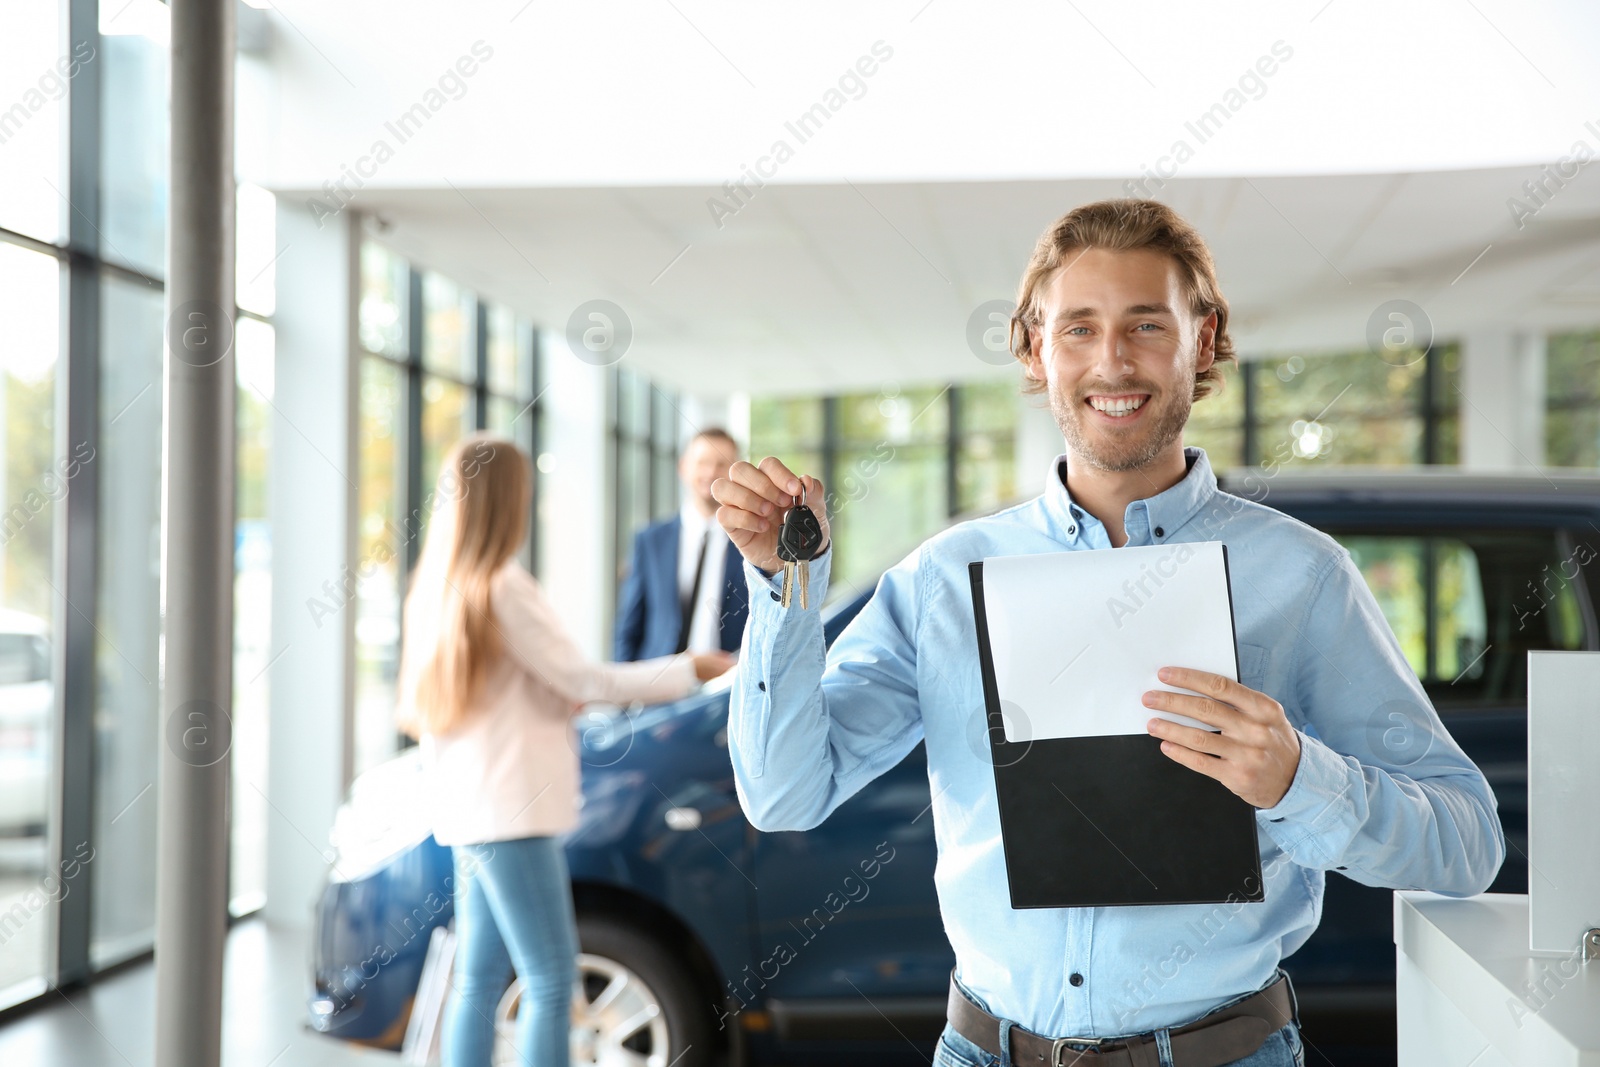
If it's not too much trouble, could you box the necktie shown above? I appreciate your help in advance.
[675,530,709,654]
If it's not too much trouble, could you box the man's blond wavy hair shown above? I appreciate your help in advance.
[1007,199,1237,400]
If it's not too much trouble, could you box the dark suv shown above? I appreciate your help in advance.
[309,470,1597,1066]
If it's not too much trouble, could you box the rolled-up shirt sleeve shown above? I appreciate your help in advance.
[1257,549,1505,897]
[729,545,926,833]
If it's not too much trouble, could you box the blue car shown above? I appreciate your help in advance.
[309,470,1599,1065]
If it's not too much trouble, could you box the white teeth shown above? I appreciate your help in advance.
[1088,396,1147,416]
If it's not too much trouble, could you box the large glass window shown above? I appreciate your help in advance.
[93,273,164,968]
[0,0,283,1012]
[235,182,277,317]
[832,385,949,594]
[354,242,544,777]
[748,395,823,480]
[610,368,680,599]
[748,382,1020,597]
[612,369,651,589]
[955,381,1018,515]
[486,304,526,399]
[1191,346,1458,472]
[355,358,406,779]
[485,313,541,570]
[99,0,169,278]
[88,0,185,963]
[1547,329,1600,467]
[0,243,60,998]
[1183,362,1245,467]
[359,243,409,361]
[421,377,475,500]
[230,317,274,916]
[422,272,476,381]
[651,388,680,520]
[0,1,67,244]
[1255,351,1427,466]
[355,236,411,782]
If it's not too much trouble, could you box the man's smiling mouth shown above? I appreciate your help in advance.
[1085,394,1149,417]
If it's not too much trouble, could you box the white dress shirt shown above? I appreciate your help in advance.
[676,504,731,654]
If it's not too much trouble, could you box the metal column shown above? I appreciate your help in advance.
[153,0,235,1063]
[53,0,105,990]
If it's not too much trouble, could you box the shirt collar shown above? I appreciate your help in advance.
[679,503,722,542]
[1040,446,1219,546]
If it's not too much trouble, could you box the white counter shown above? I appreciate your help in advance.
[1395,892,1600,1067]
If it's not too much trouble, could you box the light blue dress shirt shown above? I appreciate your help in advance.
[728,447,1504,1040]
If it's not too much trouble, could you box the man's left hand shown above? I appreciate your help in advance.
[1143,667,1302,809]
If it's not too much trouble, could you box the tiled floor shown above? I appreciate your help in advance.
[0,919,392,1066]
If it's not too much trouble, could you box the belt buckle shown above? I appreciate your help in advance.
[1050,1035,1103,1066]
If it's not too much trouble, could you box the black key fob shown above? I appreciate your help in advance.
[778,504,823,562]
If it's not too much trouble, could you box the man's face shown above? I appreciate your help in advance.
[1023,247,1216,473]
[681,435,739,510]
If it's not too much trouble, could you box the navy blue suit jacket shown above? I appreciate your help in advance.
[614,515,749,661]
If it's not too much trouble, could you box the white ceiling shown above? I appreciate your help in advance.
[309,168,1600,395]
[256,0,1600,187]
[249,0,1600,395]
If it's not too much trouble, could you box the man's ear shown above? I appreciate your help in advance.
[1023,328,1045,382]
[1195,310,1218,374]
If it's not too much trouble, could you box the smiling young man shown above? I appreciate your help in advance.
[712,200,1503,1067]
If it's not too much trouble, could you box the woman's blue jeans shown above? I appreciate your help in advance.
[443,835,578,1067]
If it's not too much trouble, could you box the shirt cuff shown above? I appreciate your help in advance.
[1256,730,1356,847]
[745,544,833,609]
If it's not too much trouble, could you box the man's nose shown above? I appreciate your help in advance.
[1087,330,1133,378]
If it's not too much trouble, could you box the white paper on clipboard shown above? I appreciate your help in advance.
[981,541,1239,742]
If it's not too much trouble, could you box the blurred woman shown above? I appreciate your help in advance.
[398,434,732,1066]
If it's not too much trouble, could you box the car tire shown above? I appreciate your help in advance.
[492,913,714,1067]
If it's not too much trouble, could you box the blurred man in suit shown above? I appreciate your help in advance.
[615,428,749,661]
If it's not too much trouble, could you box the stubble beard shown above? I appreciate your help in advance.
[1050,377,1194,474]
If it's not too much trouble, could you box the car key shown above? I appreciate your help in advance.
[776,486,824,609]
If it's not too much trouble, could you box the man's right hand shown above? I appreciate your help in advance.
[712,458,831,577]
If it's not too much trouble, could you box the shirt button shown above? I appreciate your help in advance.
[1067,526,1075,535]
[1070,972,1084,987]
[758,681,767,692]
[1154,526,1165,538]
[770,591,781,602]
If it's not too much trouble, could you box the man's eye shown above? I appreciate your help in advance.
[1135,322,1162,331]
[1066,326,1092,336]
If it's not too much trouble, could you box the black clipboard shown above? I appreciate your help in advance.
[968,557,1262,909]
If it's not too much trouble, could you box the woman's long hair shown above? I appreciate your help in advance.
[399,434,532,737]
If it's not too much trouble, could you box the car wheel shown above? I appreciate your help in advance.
[491,914,713,1067]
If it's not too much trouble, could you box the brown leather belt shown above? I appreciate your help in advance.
[946,971,1296,1067]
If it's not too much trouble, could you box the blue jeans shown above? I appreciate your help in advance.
[443,836,578,1067]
